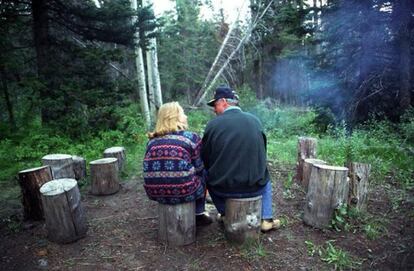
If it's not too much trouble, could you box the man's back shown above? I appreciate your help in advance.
[201,108,268,194]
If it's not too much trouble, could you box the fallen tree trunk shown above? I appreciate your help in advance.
[18,166,53,220]
[303,164,349,229]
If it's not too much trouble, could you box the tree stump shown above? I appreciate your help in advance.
[103,146,126,171]
[72,155,86,181]
[18,166,53,220]
[158,201,196,246]
[224,196,262,244]
[41,154,75,179]
[295,137,317,183]
[347,162,371,211]
[40,178,87,243]
[302,158,327,191]
[90,158,120,195]
[303,164,349,229]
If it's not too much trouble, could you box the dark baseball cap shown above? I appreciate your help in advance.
[207,86,239,106]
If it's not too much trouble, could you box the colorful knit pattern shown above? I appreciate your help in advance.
[143,131,205,205]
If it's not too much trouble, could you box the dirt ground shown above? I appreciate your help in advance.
[1,164,413,271]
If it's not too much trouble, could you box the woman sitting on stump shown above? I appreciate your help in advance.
[143,102,212,226]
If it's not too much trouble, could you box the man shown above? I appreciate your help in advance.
[201,85,280,232]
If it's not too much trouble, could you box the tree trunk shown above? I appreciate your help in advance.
[303,164,349,229]
[72,155,86,181]
[302,158,327,191]
[347,162,370,211]
[18,166,53,220]
[90,158,120,195]
[146,49,157,122]
[42,154,75,179]
[103,146,126,171]
[40,178,87,243]
[32,0,53,124]
[396,0,412,111]
[295,137,317,183]
[0,69,16,130]
[158,201,196,246]
[131,0,151,129]
[224,196,262,244]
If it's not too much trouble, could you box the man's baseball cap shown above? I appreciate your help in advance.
[207,86,239,106]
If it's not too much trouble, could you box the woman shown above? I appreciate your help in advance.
[143,102,212,226]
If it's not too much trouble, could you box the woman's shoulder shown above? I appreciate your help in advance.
[176,130,201,142]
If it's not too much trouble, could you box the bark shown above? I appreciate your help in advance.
[90,158,120,195]
[42,154,75,179]
[131,0,151,128]
[303,164,349,229]
[347,162,370,211]
[72,155,86,181]
[31,0,53,123]
[18,166,53,220]
[0,68,15,130]
[224,196,262,244]
[295,137,317,183]
[302,158,327,191]
[396,0,412,111]
[40,178,87,243]
[103,146,126,171]
[158,201,196,246]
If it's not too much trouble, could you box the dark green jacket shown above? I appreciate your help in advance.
[201,107,269,194]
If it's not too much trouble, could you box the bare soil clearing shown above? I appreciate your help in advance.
[1,164,413,270]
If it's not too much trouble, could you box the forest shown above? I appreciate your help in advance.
[1,0,413,270]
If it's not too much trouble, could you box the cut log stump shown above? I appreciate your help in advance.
[295,137,317,183]
[103,147,126,171]
[40,178,87,243]
[90,158,120,195]
[158,201,196,246]
[42,154,75,179]
[18,166,53,220]
[303,164,349,229]
[72,155,86,181]
[224,196,262,244]
[347,162,371,211]
[302,158,327,191]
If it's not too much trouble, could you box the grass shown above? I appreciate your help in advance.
[305,240,362,270]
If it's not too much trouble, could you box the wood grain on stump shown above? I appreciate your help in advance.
[158,201,196,246]
[18,166,53,220]
[90,158,120,195]
[224,196,262,244]
[41,154,75,179]
[40,178,87,243]
[303,164,349,229]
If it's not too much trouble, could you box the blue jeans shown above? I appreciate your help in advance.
[208,181,273,220]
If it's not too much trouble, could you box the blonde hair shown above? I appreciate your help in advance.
[148,102,188,138]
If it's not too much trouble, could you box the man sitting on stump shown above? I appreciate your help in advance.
[201,85,280,232]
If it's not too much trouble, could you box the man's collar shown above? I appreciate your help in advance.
[224,106,241,113]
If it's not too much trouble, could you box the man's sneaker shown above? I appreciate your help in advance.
[261,219,281,232]
[196,213,213,226]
